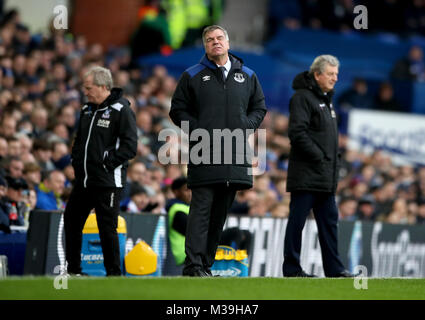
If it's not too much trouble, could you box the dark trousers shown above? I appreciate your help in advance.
[64,185,122,276]
[183,185,236,273]
[282,191,345,277]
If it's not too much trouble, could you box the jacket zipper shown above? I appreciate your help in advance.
[224,69,230,188]
[327,103,338,190]
[83,110,98,188]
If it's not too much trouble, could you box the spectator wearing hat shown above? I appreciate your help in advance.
[34,170,66,211]
[1,176,29,226]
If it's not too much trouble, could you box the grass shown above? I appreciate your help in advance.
[0,277,424,300]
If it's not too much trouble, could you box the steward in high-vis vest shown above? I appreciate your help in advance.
[166,177,192,265]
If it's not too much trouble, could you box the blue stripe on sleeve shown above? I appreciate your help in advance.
[186,64,206,78]
[242,66,254,77]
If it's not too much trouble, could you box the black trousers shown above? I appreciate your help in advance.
[282,191,345,277]
[183,184,236,273]
[64,185,122,276]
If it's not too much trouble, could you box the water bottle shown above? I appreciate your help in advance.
[8,202,18,223]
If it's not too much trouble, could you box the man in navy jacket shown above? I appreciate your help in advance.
[170,25,266,276]
[283,55,353,278]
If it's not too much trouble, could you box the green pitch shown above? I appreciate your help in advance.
[0,277,424,300]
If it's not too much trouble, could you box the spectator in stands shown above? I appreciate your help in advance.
[267,0,302,38]
[417,200,425,224]
[34,170,66,210]
[2,156,24,178]
[23,162,42,189]
[1,176,28,226]
[30,106,49,138]
[230,189,256,215]
[373,181,397,218]
[319,0,356,32]
[123,182,150,213]
[386,198,415,224]
[391,45,425,81]
[0,115,17,138]
[0,137,8,161]
[0,176,10,233]
[356,194,377,221]
[6,136,21,157]
[16,133,33,161]
[338,196,358,221]
[374,82,403,112]
[32,139,55,171]
[299,0,327,29]
[121,160,148,202]
[56,104,77,137]
[270,200,290,218]
[338,78,374,110]
[150,191,166,214]
[51,140,71,170]
[404,0,425,36]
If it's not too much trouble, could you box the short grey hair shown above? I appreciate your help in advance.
[202,25,229,45]
[84,66,113,90]
[309,55,340,75]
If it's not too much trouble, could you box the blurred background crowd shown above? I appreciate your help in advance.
[1,0,425,234]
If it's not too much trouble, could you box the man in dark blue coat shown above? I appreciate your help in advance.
[283,55,353,278]
[170,25,266,276]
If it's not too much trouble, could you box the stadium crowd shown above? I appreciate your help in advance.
[0,5,425,234]
[268,0,425,38]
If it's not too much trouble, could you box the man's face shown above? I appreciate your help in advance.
[7,188,22,202]
[129,163,146,184]
[9,160,24,178]
[83,75,109,104]
[132,193,149,211]
[204,29,229,61]
[47,172,66,195]
[175,184,191,204]
[314,64,338,93]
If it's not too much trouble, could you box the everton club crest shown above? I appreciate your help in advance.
[233,73,245,83]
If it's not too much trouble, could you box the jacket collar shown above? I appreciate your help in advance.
[292,71,334,102]
[87,87,124,110]
[200,52,243,71]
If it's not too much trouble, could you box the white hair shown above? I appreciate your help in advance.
[309,55,340,75]
[84,66,113,90]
